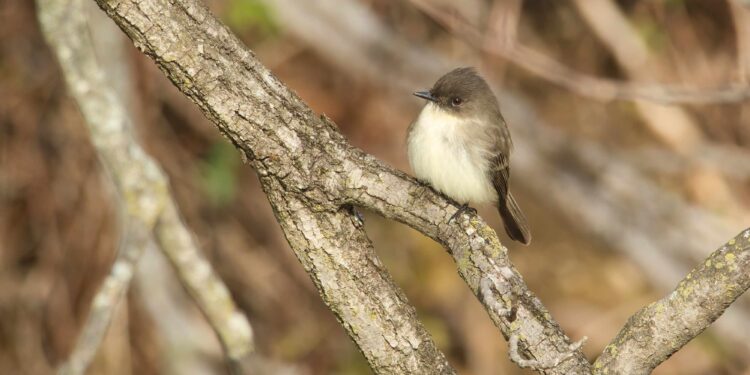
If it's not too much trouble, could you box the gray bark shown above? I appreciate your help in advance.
[268,0,750,358]
[88,0,590,373]
[85,0,456,373]
[594,229,750,374]
[85,0,750,374]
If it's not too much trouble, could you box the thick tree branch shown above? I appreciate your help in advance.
[266,0,750,367]
[343,155,591,373]
[87,0,456,373]
[594,228,750,374]
[268,0,750,365]
[89,0,590,373]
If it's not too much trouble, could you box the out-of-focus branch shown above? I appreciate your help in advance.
[38,2,166,373]
[569,0,703,152]
[731,0,750,83]
[408,0,750,106]
[730,0,750,146]
[56,223,148,375]
[153,201,253,363]
[135,244,306,375]
[625,146,750,180]
[37,0,255,373]
[594,229,750,374]
[134,245,226,375]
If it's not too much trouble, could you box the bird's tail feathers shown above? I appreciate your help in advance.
[498,192,531,245]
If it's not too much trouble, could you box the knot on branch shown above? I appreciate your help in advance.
[479,275,514,318]
[509,333,588,370]
[480,275,587,371]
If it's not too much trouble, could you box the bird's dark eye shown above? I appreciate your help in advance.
[451,97,463,106]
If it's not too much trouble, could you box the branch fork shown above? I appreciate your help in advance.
[480,275,588,371]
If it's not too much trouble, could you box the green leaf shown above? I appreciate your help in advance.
[224,0,278,36]
[199,140,240,207]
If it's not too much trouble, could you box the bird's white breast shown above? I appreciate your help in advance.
[408,103,497,204]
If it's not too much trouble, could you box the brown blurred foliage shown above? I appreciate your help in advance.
[1,0,749,374]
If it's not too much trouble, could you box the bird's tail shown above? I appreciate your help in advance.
[498,192,531,245]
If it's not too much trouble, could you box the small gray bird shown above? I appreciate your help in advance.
[408,67,531,245]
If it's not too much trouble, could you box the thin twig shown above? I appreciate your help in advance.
[57,223,148,375]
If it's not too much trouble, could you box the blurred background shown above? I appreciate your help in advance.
[2,0,750,374]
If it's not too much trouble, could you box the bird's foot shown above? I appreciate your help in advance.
[346,205,365,228]
[449,203,477,223]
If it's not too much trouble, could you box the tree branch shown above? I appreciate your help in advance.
[153,202,254,364]
[37,2,166,373]
[343,155,591,374]
[570,0,703,152]
[89,0,590,373]
[37,0,255,372]
[77,0,750,373]
[594,228,750,374]
[86,0,457,373]
[56,223,148,375]
[267,0,750,362]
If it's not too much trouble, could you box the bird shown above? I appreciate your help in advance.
[407,67,531,245]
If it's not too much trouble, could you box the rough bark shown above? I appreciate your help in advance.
[89,0,590,373]
[343,155,591,373]
[270,0,750,357]
[41,0,750,373]
[84,0,457,373]
[594,229,750,374]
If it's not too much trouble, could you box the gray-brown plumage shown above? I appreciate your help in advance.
[408,67,531,245]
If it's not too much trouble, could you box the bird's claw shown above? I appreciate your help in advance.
[449,204,477,223]
[347,205,365,228]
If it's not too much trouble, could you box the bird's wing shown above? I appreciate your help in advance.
[486,115,532,244]
[486,114,513,198]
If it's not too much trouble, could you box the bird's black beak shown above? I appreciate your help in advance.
[413,91,436,102]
